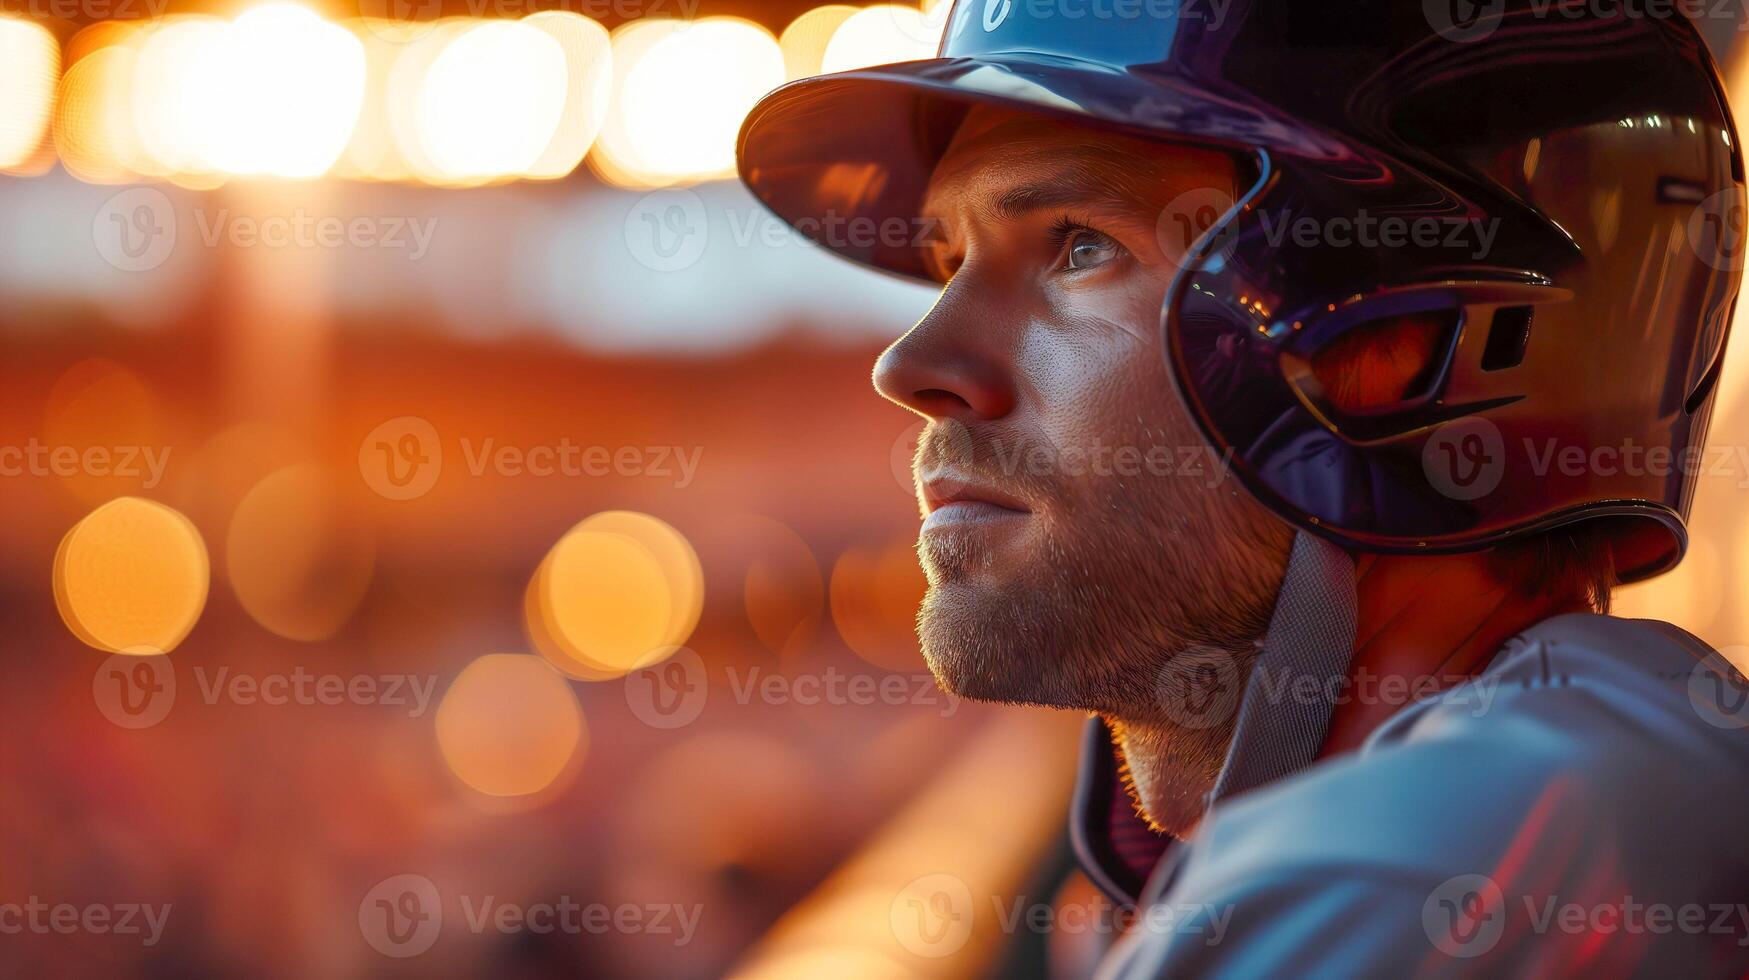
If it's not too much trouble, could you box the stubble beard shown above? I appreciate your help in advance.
[914,432,1290,833]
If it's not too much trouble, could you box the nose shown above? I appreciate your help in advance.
[873,281,1016,421]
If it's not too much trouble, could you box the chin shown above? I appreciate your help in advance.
[915,578,1092,710]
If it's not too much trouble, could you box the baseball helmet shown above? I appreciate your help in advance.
[737,0,1744,582]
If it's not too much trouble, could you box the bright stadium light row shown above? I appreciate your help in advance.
[0,17,58,170]
[0,2,947,187]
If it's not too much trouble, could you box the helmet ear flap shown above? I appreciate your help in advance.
[1306,311,1455,418]
[1277,305,1469,444]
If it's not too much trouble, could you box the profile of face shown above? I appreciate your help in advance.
[874,106,1295,818]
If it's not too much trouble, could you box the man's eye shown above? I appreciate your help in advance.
[1048,218,1122,273]
[1066,232,1118,270]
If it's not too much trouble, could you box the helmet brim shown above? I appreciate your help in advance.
[737,53,1348,284]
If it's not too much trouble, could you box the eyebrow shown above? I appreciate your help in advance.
[990,176,1153,221]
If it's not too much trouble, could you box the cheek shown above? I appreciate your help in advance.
[1015,275,1177,458]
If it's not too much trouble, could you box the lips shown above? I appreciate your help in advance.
[919,469,1031,518]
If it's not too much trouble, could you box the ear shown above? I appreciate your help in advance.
[1308,312,1448,415]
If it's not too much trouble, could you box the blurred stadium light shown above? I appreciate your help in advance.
[0,170,935,347]
[0,17,58,170]
[1,3,947,188]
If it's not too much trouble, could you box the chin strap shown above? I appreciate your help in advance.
[1207,530,1357,806]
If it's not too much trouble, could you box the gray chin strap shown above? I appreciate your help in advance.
[1207,530,1358,806]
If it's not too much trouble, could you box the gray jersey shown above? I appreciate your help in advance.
[1095,613,1749,978]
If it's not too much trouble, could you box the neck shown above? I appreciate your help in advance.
[1319,549,1593,754]
[1112,548,1591,835]
[1107,707,1240,838]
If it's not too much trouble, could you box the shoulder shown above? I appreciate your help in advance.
[1106,616,1749,976]
[1377,611,1749,773]
[1454,610,1725,710]
[1179,613,1749,897]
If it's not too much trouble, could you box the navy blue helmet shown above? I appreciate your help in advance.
[739,0,1744,581]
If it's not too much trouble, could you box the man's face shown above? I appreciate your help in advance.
[876,106,1293,719]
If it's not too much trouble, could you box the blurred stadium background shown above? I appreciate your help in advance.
[1,3,1747,977]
